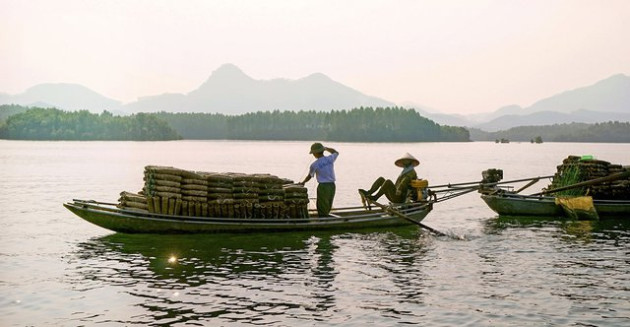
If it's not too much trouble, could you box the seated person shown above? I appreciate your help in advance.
[359,153,420,203]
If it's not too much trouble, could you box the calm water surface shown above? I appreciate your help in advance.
[1,140,629,326]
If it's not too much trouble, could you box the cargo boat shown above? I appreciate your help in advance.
[64,199,433,234]
[477,155,630,220]
[480,193,630,219]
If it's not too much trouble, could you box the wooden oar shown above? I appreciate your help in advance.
[514,177,540,194]
[362,197,448,237]
[531,169,630,196]
[430,175,554,189]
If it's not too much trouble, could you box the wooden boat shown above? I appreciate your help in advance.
[475,162,630,219]
[64,199,433,234]
[481,193,630,219]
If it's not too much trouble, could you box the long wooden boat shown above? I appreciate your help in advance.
[64,199,433,234]
[481,193,630,219]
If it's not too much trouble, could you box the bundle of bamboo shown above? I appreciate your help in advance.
[547,156,630,199]
[117,166,310,218]
[117,191,148,211]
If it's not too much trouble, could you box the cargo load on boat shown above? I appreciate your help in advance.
[117,165,309,218]
[546,155,630,200]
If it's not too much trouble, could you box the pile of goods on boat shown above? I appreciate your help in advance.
[118,165,309,218]
[478,155,630,220]
[545,155,630,199]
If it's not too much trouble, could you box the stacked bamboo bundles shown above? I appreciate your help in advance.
[283,184,309,218]
[548,156,630,200]
[178,170,206,217]
[204,172,237,217]
[143,165,183,215]
[117,191,148,211]
[117,165,310,218]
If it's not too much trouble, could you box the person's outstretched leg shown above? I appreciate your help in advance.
[359,177,386,196]
[372,179,395,201]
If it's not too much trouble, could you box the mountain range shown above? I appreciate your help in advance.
[126,64,394,113]
[0,83,122,112]
[1,64,629,131]
[416,74,630,131]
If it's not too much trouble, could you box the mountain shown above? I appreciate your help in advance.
[125,64,395,114]
[2,67,628,129]
[400,101,475,126]
[0,83,122,113]
[467,74,630,131]
[526,74,630,114]
[414,111,473,127]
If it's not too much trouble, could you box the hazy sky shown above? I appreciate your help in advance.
[2,0,629,114]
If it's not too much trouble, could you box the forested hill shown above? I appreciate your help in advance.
[0,107,181,141]
[0,106,470,142]
[153,107,470,142]
[469,121,630,143]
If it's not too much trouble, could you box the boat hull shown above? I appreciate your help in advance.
[481,194,630,219]
[64,200,432,234]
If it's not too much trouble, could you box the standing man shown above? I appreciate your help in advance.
[299,142,339,217]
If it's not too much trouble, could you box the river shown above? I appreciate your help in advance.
[1,140,629,326]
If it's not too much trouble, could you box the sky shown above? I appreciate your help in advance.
[2,0,629,114]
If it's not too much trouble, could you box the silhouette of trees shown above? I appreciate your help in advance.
[0,105,471,141]
[471,121,630,143]
[0,107,180,140]
[156,107,470,142]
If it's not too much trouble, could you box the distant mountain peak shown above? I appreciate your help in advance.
[135,64,395,113]
[524,73,630,114]
[195,63,254,89]
[600,73,629,82]
[302,72,332,81]
[3,83,122,112]
[213,63,247,76]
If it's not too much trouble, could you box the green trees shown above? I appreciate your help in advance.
[470,121,630,143]
[155,107,470,142]
[0,104,29,122]
[0,105,470,142]
[0,107,181,140]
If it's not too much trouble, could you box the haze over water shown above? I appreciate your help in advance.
[1,140,629,326]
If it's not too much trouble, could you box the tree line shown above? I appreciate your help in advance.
[469,121,630,143]
[0,107,181,140]
[0,105,470,142]
[153,107,470,142]
[4,104,628,143]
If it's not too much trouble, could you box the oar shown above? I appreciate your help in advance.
[514,177,540,194]
[429,175,554,189]
[362,197,448,237]
[531,169,630,196]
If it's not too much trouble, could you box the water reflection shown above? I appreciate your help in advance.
[68,227,431,325]
[478,215,630,326]
[483,215,630,243]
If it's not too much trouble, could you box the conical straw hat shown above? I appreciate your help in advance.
[394,153,420,167]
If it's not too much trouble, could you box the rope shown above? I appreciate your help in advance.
[296,155,312,183]
[432,187,479,203]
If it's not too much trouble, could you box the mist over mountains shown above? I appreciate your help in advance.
[0,83,122,112]
[417,74,630,131]
[1,64,629,132]
[125,64,395,113]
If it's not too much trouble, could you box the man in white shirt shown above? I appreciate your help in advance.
[299,142,339,217]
